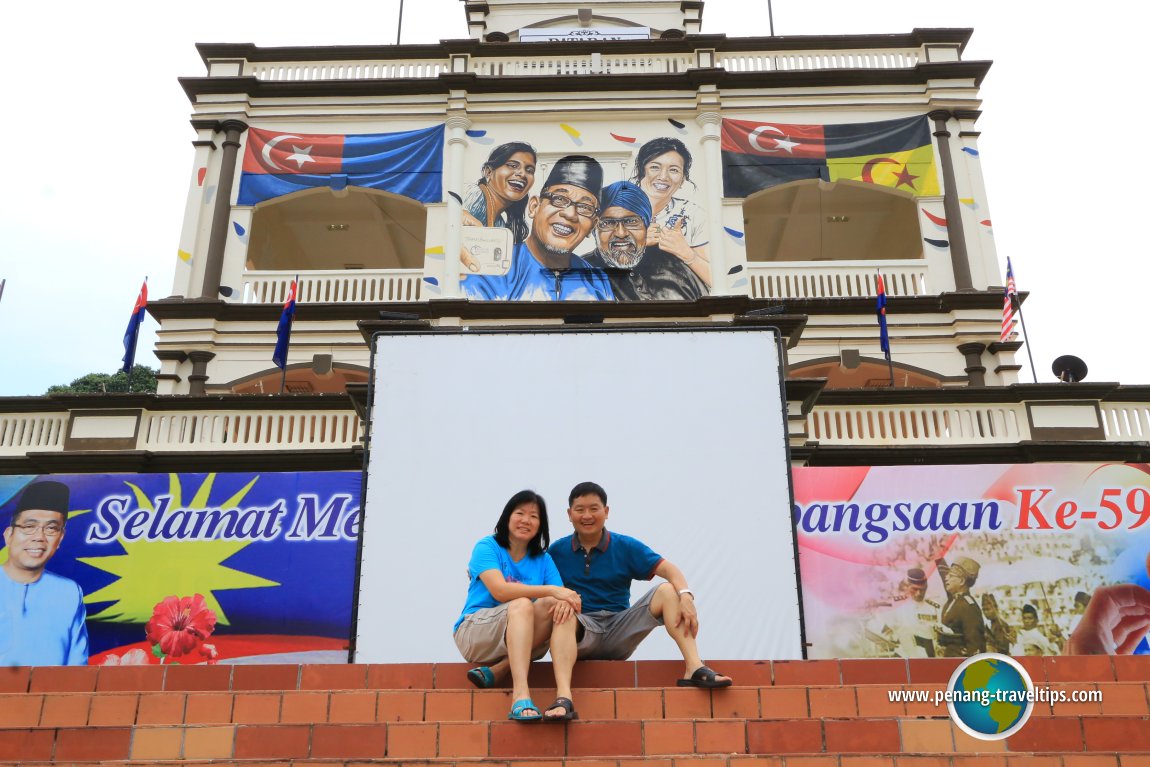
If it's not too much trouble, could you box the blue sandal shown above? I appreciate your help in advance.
[508,698,542,722]
[467,666,496,689]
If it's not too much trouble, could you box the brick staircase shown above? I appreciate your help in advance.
[1,657,1148,765]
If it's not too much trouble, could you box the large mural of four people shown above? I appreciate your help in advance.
[459,138,711,302]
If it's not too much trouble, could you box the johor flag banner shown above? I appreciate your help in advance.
[238,124,445,205]
[721,115,939,198]
[121,281,148,374]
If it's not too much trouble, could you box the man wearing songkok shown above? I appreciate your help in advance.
[933,555,985,657]
[1,481,89,666]
[461,155,613,301]
[584,180,707,301]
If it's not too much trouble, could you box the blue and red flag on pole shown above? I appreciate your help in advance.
[272,279,298,371]
[876,273,891,361]
[121,280,148,374]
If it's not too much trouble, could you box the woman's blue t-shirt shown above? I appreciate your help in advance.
[454,535,563,632]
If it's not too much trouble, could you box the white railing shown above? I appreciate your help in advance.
[248,60,449,80]
[719,48,920,73]
[241,269,423,304]
[141,411,362,451]
[1101,404,1150,440]
[471,53,693,76]
[236,47,922,83]
[748,260,929,300]
[0,414,68,456]
[808,404,1028,445]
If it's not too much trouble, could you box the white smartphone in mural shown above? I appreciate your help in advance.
[462,226,514,276]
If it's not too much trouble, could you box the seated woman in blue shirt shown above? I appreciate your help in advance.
[453,489,582,722]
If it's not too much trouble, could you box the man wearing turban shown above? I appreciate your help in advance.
[584,181,708,301]
[2,481,89,666]
[461,155,613,301]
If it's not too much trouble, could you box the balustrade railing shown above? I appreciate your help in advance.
[0,414,67,455]
[748,261,929,300]
[807,404,1027,445]
[239,46,923,82]
[241,269,423,304]
[141,410,362,451]
[1101,404,1150,441]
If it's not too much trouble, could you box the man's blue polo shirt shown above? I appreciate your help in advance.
[548,529,662,613]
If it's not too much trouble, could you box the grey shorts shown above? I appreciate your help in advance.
[453,602,549,665]
[575,585,663,660]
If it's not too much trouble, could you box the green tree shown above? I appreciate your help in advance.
[46,365,158,394]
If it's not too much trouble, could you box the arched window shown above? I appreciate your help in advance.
[789,357,944,389]
[743,179,921,262]
[247,187,426,272]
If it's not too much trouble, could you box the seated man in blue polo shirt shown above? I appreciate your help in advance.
[541,481,731,720]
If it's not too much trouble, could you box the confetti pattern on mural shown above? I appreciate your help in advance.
[960,197,978,209]
[233,221,248,243]
[559,123,584,146]
[728,264,744,275]
[611,133,637,144]
[425,246,445,260]
[961,147,980,157]
[465,129,493,145]
[447,191,463,205]
[724,226,745,245]
[205,186,217,205]
[923,237,949,249]
[197,168,207,186]
[668,118,688,134]
[731,277,749,290]
[177,250,192,263]
[921,209,948,231]
[423,277,440,286]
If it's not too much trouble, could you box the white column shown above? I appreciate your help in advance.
[697,111,731,295]
[441,114,472,298]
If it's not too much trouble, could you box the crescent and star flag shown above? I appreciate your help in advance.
[121,280,148,374]
[876,273,891,361]
[238,124,445,206]
[721,115,939,198]
[1000,257,1018,342]
[272,280,297,371]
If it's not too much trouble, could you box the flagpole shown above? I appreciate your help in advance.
[767,0,775,36]
[1013,295,1039,383]
[396,0,404,45]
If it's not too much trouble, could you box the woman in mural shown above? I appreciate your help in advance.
[460,142,537,271]
[453,490,581,722]
[632,137,711,288]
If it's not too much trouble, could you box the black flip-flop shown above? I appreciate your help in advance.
[677,665,733,688]
[542,696,579,722]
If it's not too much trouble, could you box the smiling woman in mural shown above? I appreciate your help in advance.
[632,137,711,288]
[460,142,537,270]
[453,490,582,722]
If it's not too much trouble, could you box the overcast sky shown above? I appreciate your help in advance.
[1,1,1144,395]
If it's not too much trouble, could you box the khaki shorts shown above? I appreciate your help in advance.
[575,585,663,660]
[454,602,549,665]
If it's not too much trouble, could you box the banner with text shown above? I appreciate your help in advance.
[1,472,359,667]
[796,463,1150,658]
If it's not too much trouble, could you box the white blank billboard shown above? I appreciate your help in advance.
[356,328,801,662]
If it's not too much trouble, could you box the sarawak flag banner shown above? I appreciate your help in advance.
[0,472,360,666]
[238,124,445,206]
[721,115,940,198]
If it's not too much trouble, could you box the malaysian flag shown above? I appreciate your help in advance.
[1000,258,1018,342]
[876,273,891,361]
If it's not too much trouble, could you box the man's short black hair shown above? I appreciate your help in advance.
[493,489,551,556]
[568,481,607,507]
